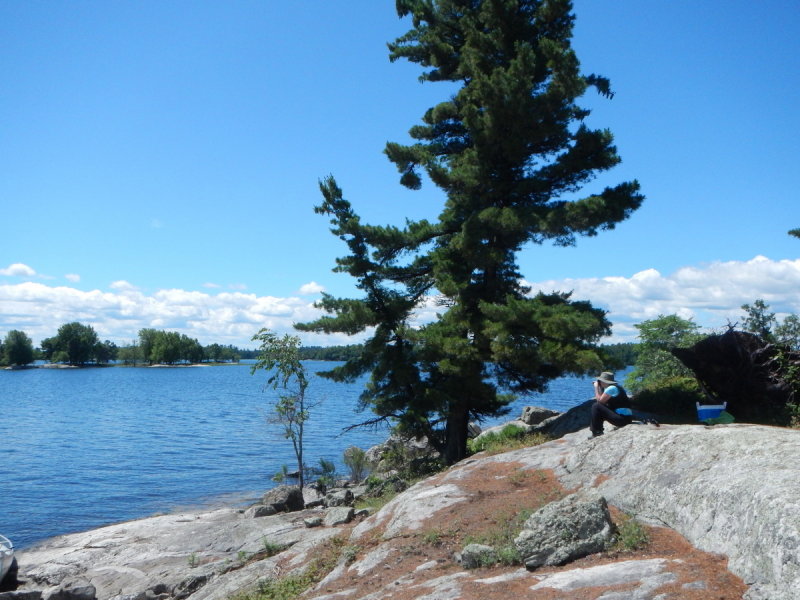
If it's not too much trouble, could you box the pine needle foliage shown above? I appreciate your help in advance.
[298,0,643,464]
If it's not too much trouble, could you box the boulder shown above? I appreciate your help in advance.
[323,489,353,508]
[364,473,408,498]
[514,491,614,569]
[365,434,441,474]
[0,592,42,600]
[243,504,276,519]
[260,485,304,513]
[17,424,793,600]
[520,406,559,426]
[471,420,532,444]
[459,544,497,569]
[302,486,325,507]
[323,507,354,527]
[171,575,209,600]
[557,424,800,600]
[532,400,593,437]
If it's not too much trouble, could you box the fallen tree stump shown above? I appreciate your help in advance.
[671,327,799,423]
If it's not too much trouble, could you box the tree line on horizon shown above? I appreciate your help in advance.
[0,323,246,367]
[0,324,396,367]
[0,320,635,368]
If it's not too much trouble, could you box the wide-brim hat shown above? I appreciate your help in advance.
[597,371,618,385]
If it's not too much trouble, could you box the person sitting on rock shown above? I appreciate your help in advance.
[590,371,633,437]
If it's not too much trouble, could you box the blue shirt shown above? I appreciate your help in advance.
[605,384,632,415]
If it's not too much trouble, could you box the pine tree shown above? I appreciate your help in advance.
[298,0,643,463]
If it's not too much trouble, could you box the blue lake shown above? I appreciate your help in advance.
[0,361,609,549]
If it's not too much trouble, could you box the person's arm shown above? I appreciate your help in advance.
[599,384,619,406]
[593,381,611,404]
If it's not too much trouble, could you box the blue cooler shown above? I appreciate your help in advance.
[696,402,727,421]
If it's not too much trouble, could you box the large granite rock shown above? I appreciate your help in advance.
[515,491,615,569]
[473,401,594,443]
[365,433,441,473]
[558,424,800,600]
[15,423,796,600]
[533,399,594,437]
[15,507,341,600]
[261,485,304,512]
[519,405,560,425]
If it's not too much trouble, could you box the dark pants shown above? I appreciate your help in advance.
[591,401,632,435]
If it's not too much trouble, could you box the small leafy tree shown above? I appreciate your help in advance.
[741,299,800,350]
[2,329,35,366]
[626,314,704,393]
[776,314,800,350]
[741,299,778,342]
[251,329,310,489]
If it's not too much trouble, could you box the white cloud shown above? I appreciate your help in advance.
[228,283,248,291]
[110,280,139,292]
[0,263,37,277]
[203,282,221,289]
[65,273,81,282]
[522,256,800,342]
[0,281,330,348]
[298,281,325,295]
[1,256,798,348]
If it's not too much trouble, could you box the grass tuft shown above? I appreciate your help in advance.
[614,514,650,551]
[468,426,550,455]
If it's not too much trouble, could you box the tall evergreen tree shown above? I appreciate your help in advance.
[298,0,643,463]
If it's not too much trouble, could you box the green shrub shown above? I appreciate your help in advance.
[467,425,549,455]
[261,538,285,557]
[463,508,534,567]
[309,458,337,489]
[343,446,369,483]
[614,514,650,551]
[272,464,289,483]
[631,376,705,422]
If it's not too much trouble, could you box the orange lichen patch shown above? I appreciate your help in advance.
[305,464,567,599]
[435,463,565,540]
[300,461,748,600]
[592,473,611,487]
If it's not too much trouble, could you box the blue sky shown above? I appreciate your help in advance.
[2,1,799,348]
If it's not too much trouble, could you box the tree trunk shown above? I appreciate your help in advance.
[443,402,469,464]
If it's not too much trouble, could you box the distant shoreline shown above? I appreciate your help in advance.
[3,362,236,370]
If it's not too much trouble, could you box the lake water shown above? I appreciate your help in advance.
[0,361,611,549]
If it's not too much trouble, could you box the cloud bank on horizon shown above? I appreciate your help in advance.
[2,256,799,349]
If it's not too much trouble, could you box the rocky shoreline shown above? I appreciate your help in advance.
[3,414,799,600]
